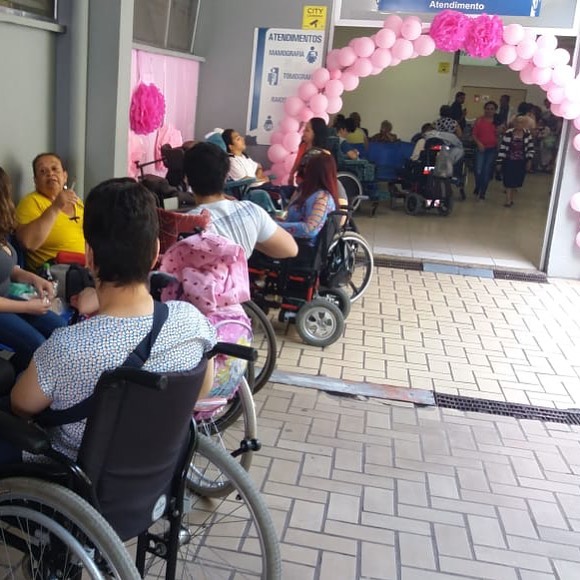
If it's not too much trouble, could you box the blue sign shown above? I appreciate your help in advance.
[377,0,542,17]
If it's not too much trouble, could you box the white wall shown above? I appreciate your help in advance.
[333,27,454,141]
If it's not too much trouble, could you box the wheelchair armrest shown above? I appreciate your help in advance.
[224,177,257,192]
[208,342,258,362]
[0,410,51,455]
[103,367,169,390]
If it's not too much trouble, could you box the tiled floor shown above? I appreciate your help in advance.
[354,172,553,271]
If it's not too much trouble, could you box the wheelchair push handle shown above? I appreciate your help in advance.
[208,342,258,362]
[106,367,169,390]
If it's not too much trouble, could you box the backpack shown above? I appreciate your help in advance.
[434,145,454,178]
[321,236,355,288]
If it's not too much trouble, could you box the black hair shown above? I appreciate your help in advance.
[32,152,66,177]
[332,113,346,128]
[184,142,229,197]
[334,118,348,132]
[455,91,465,99]
[485,101,498,111]
[344,117,357,133]
[440,105,453,118]
[309,117,328,148]
[517,101,531,115]
[83,178,159,285]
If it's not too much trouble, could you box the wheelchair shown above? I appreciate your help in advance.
[0,344,281,579]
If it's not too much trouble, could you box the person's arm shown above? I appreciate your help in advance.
[280,192,330,240]
[255,226,298,258]
[11,361,52,418]
[454,123,463,138]
[472,120,485,151]
[11,266,55,299]
[411,138,425,161]
[0,295,51,315]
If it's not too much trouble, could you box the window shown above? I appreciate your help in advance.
[133,0,200,54]
[0,0,56,20]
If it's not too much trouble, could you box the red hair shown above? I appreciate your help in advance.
[293,153,339,209]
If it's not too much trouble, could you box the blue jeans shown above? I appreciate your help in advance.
[474,147,497,198]
[244,189,278,215]
[0,311,67,373]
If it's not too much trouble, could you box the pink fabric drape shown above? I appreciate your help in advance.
[128,49,199,178]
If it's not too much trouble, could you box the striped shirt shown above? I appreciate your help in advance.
[496,129,535,164]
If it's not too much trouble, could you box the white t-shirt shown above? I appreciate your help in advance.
[189,199,277,258]
[228,155,259,181]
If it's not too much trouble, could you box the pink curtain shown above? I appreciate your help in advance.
[128,49,199,178]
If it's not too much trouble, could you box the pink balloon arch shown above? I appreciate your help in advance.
[267,10,580,249]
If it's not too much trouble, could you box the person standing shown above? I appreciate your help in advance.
[449,92,466,131]
[496,116,535,207]
[472,101,499,200]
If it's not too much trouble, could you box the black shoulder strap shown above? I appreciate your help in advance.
[36,302,169,428]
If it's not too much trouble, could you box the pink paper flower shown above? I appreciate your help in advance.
[130,83,166,135]
[429,10,471,52]
[464,14,504,58]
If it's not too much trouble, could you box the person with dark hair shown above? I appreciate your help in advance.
[15,153,85,271]
[370,120,399,143]
[0,167,66,374]
[335,118,360,160]
[222,129,270,185]
[411,123,435,144]
[435,105,462,137]
[346,112,369,147]
[186,143,297,260]
[280,154,339,245]
[8,178,217,462]
[288,117,329,186]
[472,101,500,200]
[449,91,466,130]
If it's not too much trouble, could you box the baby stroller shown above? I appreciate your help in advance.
[403,134,464,217]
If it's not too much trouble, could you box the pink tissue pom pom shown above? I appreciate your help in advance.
[130,83,165,135]
[464,14,504,59]
[429,10,471,52]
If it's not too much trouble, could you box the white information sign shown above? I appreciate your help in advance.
[247,28,326,145]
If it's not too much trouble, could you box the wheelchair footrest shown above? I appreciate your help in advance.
[231,438,261,458]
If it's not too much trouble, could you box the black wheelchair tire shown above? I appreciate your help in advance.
[318,287,352,319]
[405,193,422,215]
[0,477,139,579]
[337,172,363,207]
[296,298,345,347]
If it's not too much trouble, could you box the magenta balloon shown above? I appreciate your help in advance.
[268,144,288,165]
[282,131,301,153]
[392,38,414,61]
[552,65,575,87]
[327,96,343,114]
[548,86,566,104]
[324,79,345,98]
[280,117,300,134]
[370,47,392,69]
[270,131,284,145]
[570,192,580,212]
[574,117,580,131]
[533,48,554,69]
[283,154,297,173]
[537,34,558,51]
[353,57,373,77]
[298,81,319,102]
[508,57,530,72]
[414,35,436,56]
[503,23,525,46]
[311,67,331,89]
[532,66,552,86]
[341,71,360,91]
[519,65,536,85]
[574,133,580,152]
[552,48,571,67]
[284,96,304,117]
[309,93,328,114]
[496,44,517,65]
[338,46,357,68]
[383,14,403,34]
[516,39,537,60]
[353,37,375,58]
[400,18,422,41]
[375,28,397,49]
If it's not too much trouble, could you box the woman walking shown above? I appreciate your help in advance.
[472,101,499,200]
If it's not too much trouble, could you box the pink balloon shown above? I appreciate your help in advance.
[532,66,552,86]
[519,65,536,85]
[327,96,343,114]
[576,231,580,249]
[496,44,517,65]
[269,163,285,184]
[533,48,554,69]
[338,46,357,68]
[341,72,359,91]
[299,107,314,123]
[392,38,414,61]
[353,57,373,77]
[574,117,580,131]
[552,65,575,87]
[353,37,375,58]
[508,57,530,72]
[375,28,397,49]
[324,79,344,98]
[564,78,580,102]
[318,112,330,124]
[561,101,580,120]
[550,102,564,117]
[383,14,403,34]
[283,154,297,173]
[270,131,284,145]
[309,93,328,114]
[390,57,401,67]
[552,48,571,67]
[282,131,301,153]
[537,34,558,51]
[370,65,383,76]
[548,85,566,104]
[326,49,341,71]
[401,17,422,41]
[516,39,537,60]
[522,29,537,43]
[284,96,304,118]
[503,24,525,46]
[370,47,392,69]
[570,192,580,212]
[330,69,342,80]
[311,67,331,90]
[414,35,436,56]
[268,144,288,165]
[298,81,319,102]
[573,133,580,152]
[280,117,299,133]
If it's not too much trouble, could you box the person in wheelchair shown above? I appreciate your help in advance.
[3,178,217,464]
[185,142,298,260]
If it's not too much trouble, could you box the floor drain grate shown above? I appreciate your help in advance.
[374,256,423,271]
[492,269,548,283]
[435,393,580,425]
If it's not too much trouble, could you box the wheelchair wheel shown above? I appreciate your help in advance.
[296,298,344,347]
[243,300,277,393]
[144,434,281,579]
[318,286,352,319]
[405,192,422,215]
[337,171,363,207]
[195,376,258,486]
[328,232,374,303]
[0,477,139,579]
